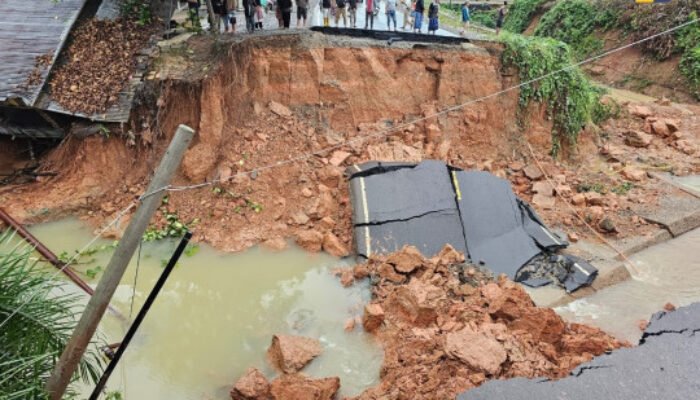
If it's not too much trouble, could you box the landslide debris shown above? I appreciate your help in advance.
[267,334,323,374]
[344,245,626,400]
[50,18,156,114]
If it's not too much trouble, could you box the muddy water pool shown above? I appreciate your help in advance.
[557,176,700,343]
[25,218,382,399]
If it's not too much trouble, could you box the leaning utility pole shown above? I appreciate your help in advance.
[46,124,195,400]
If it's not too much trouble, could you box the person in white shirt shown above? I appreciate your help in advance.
[385,0,397,31]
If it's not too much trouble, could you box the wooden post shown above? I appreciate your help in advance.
[45,125,195,400]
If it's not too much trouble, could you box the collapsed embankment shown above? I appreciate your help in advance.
[1,32,552,252]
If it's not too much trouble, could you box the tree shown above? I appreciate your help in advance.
[0,230,102,399]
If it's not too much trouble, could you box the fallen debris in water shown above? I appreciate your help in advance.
[342,246,626,400]
[267,334,323,374]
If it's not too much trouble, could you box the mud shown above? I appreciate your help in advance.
[341,246,626,400]
[1,31,698,256]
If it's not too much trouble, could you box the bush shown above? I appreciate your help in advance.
[503,0,547,33]
[501,33,607,156]
[471,8,498,29]
[678,13,700,99]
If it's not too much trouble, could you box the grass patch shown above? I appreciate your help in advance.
[503,0,547,33]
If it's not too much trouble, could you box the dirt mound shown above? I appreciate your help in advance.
[50,18,156,114]
[342,245,626,400]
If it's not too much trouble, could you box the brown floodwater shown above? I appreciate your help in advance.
[24,218,382,399]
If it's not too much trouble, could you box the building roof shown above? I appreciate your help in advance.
[0,0,88,105]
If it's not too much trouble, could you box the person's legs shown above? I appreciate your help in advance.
[349,7,356,27]
[323,7,330,26]
[390,10,396,30]
[370,11,374,29]
[222,13,230,31]
[341,8,347,26]
[283,11,291,28]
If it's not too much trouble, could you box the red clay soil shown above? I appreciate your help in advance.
[345,246,627,400]
[0,33,697,254]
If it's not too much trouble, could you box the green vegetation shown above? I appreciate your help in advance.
[503,0,546,33]
[501,33,607,156]
[470,8,498,29]
[121,0,153,26]
[533,0,606,59]
[0,231,102,399]
[678,13,700,99]
[143,210,189,242]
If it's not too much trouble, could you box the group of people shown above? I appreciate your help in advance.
[185,0,507,35]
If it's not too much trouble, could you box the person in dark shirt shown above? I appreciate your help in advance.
[296,0,309,27]
[278,0,293,28]
[496,1,507,35]
[427,0,438,34]
[348,0,357,28]
[243,0,256,32]
[413,0,424,33]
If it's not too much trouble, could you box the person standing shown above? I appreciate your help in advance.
[335,0,348,27]
[296,0,308,27]
[348,0,358,27]
[459,1,469,35]
[364,0,374,29]
[278,0,293,27]
[413,0,424,33]
[322,0,332,26]
[243,0,256,32]
[400,0,411,30]
[496,1,507,35]
[223,0,238,32]
[254,0,264,30]
[386,0,397,31]
[187,0,202,29]
[427,0,438,34]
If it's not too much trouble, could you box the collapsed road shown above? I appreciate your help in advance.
[348,160,597,292]
[459,302,700,400]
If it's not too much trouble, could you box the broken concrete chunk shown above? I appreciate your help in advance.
[230,368,271,400]
[267,335,322,374]
[532,181,555,196]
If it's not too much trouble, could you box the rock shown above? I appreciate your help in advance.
[523,164,544,181]
[571,193,586,206]
[322,232,349,257]
[301,188,313,198]
[587,206,605,222]
[262,237,287,251]
[217,165,233,182]
[673,139,696,155]
[328,150,351,167]
[269,374,340,400]
[339,269,354,287]
[508,161,524,172]
[425,123,442,143]
[532,181,555,196]
[269,101,292,117]
[319,216,336,229]
[291,211,310,225]
[664,302,676,312]
[598,217,617,233]
[267,335,322,374]
[657,96,671,106]
[230,368,271,400]
[353,264,370,279]
[387,280,441,327]
[377,263,406,283]
[589,65,605,75]
[628,105,652,118]
[295,231,324,252]
[344,318,356,331]
[363,303,385,332]
[584,192,604,206]
[624,130,653,148]
[638,319,649,331]
[532,193,556,210]
[445,328,507,374]
[650,119,670,137]
[621,166,646,182]
[386,246,424,274]
[568,232,579,242]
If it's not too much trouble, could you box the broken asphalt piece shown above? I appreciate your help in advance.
[458,302,700,400]
[348,161,588,292]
